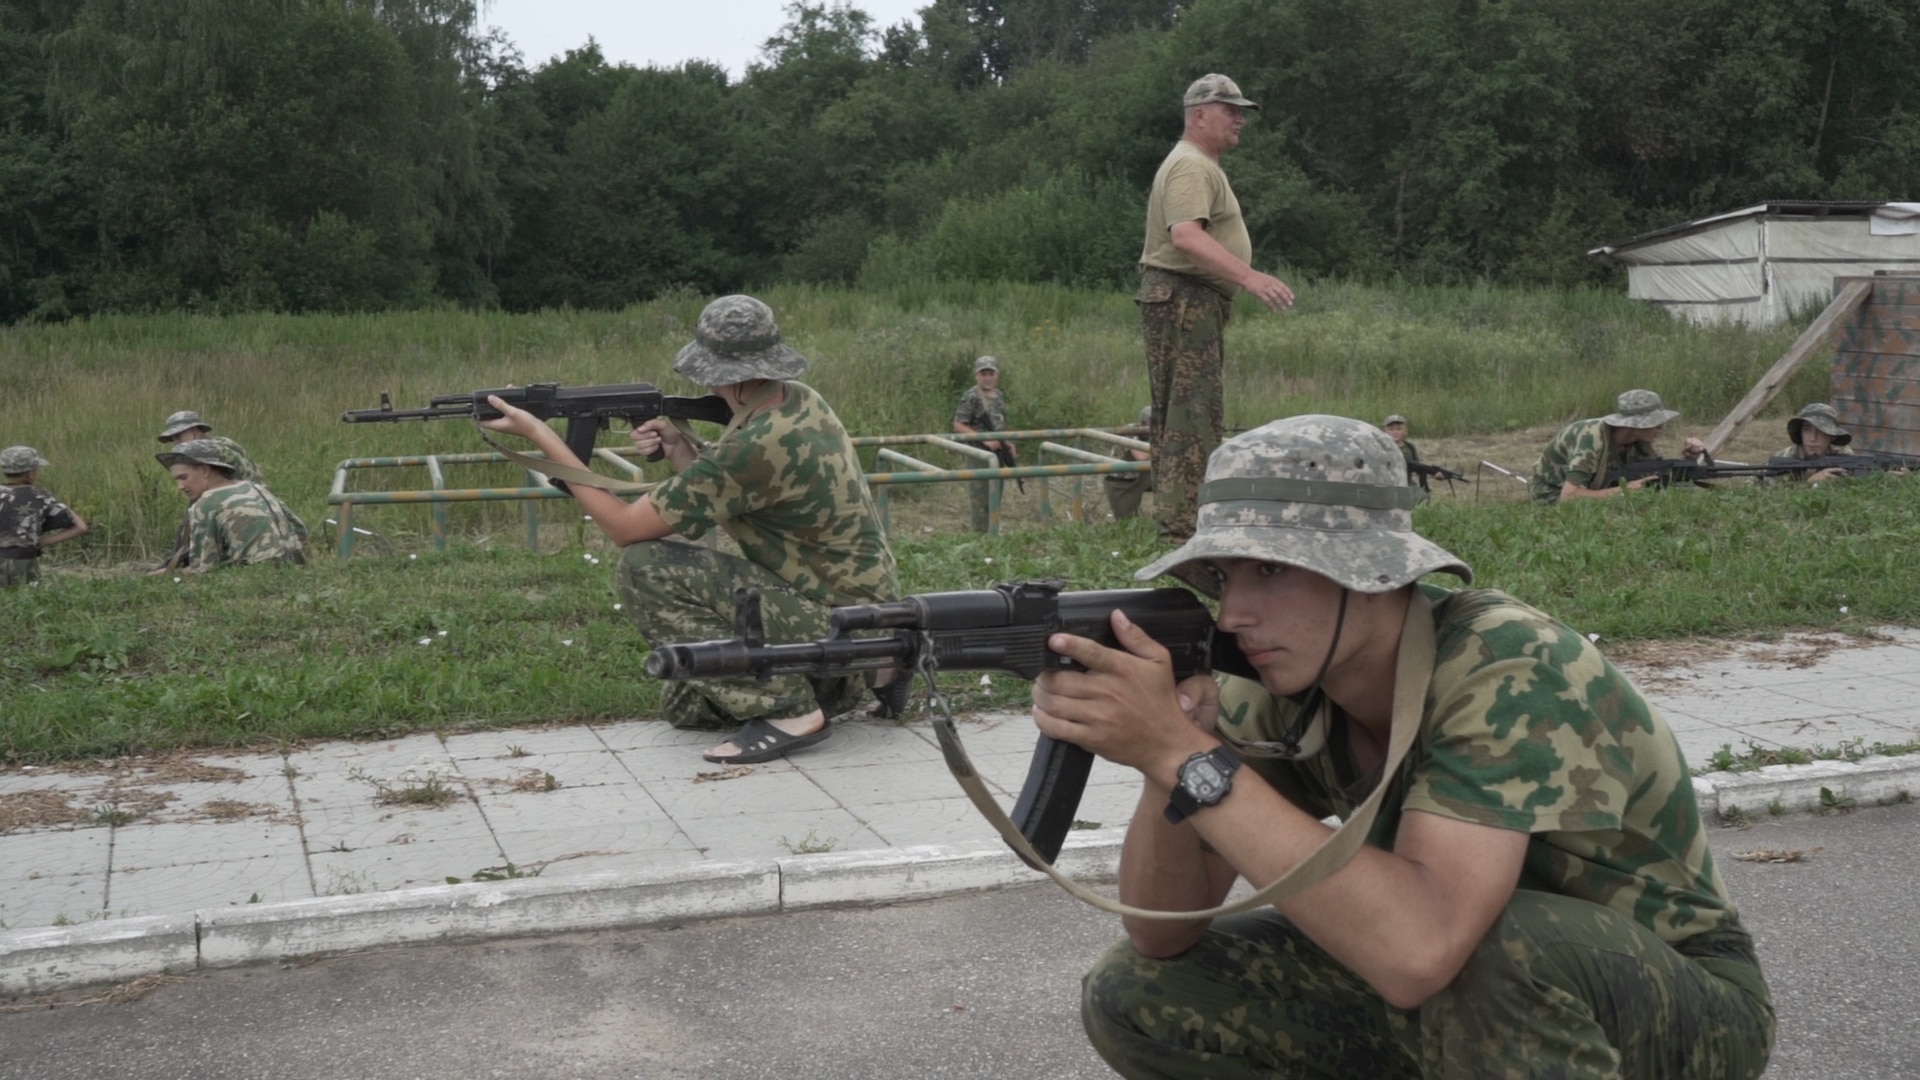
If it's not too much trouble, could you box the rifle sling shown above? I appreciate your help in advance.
[473,382,779,495]
[931,587,1435,921]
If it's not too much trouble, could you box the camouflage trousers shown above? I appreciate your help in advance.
[616,539,868,731]
[1138,268,1231,545]
[1082,889,1774,1080]
[1103,470,1153,522]
[0,557,37,586]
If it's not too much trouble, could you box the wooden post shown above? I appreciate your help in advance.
[1703,279,1872,454]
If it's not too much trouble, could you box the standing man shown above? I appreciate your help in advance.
[1529,389,1706,505]
[1138,72,1295,551]
[1383,414,1423,493]
[0,446,89,586]
[1037,416,1772,1078]
[157,440,307,572]
[480,295,903,763]
[952,355,1013,533]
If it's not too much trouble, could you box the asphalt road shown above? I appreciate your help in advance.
[3,802,1916,1079]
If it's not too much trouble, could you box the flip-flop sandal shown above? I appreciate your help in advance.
[702,717,833,764]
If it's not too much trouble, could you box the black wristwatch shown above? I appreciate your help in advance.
[1164,745,1241,825]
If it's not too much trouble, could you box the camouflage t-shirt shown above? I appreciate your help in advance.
[0,483,78,552]
[648,381,898,607]
[953,386,1008,434]
[186,481,308,570]
[1529,418,1657,505]
[1216,584,1739,946]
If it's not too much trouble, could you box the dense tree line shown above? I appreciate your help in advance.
[2,0,1914,322]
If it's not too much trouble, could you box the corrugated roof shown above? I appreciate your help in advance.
[1588,201,1890,258]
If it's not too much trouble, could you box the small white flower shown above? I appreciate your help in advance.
[1587,633,1601,643]
[417,637,433,646]
[562,639,574,647]
[583,553,593,561]
[409,554,418,561]
[612,603,623,611]
[1110,551,1121,557]
[437,630,448,637]
[1840,606,1850,614]
[978,674,992,687]
[172,576,182,583]
[984,557,994,564]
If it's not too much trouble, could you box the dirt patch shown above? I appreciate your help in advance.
[0,789,92,833]
[1602,630,1889,690]
[196,798,285,822]
[122,758,248,785]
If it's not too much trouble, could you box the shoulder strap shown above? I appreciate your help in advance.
[931,588,1436,921]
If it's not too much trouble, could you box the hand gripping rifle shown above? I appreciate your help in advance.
[1406,460,1470,494]
[341,382,733,466]
[1601,451,1919,489]
[644,579,1255,866]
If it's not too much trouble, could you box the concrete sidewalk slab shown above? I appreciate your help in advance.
[4,626,1920,994]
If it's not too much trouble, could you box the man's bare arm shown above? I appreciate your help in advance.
[1168,220,1294,312]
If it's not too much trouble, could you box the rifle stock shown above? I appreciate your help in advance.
[342,382,732,463]
[645,580,1255,865]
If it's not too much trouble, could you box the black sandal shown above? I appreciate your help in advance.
[702,717,833,764]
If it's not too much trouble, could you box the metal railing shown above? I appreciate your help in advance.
[325,427,1150,557]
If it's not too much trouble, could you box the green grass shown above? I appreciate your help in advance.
[5,472,1919,764]
[0,280,1823,563]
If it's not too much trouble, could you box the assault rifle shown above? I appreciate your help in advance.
[1406,461,1470,494]
[1601,451,1920,489]
[645,580,1255,866]
[342,382,733,465]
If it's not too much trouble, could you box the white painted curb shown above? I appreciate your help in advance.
[1699,754,1920,819]
[0,915,198,997]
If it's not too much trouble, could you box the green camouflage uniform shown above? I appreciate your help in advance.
[0,481,79,587]
[627,380,899,730]
[1528,418,1656,505]
[185,480,308,571]
[1083,583,1774,1080]
[953,384,1010,533]
[1105,406,1155,521]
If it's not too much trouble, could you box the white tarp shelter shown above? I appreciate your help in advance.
[1589,201,1920,326]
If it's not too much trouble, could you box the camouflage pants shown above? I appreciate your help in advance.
[967,477,997,534]
[1138,268,1231,545]
[1082,889,1773,1080]
[616,539,867,731]
[1103,471,1153,522]
[0,557,37,586]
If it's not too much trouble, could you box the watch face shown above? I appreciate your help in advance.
[1185,760,1227,801]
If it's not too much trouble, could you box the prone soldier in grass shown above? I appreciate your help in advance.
[480,295,901,763]
[1034,416,1773,1079]
[0,446,89,586]
[1766,403,1854,485]
[1529,388,1706,505]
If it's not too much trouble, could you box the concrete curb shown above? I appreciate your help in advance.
[1696,754,1920,820]
[0,834,1128,997]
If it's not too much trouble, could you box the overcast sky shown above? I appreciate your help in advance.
[482,1,929,76]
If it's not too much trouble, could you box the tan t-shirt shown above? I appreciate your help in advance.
[1139,140,1252,298]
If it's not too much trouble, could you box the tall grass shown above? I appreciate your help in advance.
[1,281,1824,561]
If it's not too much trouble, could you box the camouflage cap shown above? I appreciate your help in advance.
[672,295,809,387]
[155,438,237,473]
[1600,389,1679,430]
[1,445,50,474]
[1135,415,1471,594]
[1139,405,1153,426]
[1382,414,1408,427]
[1787,402,1852,446]
[1183,73,1259,110]
[974,355,1000,372]
[157,410,211,441]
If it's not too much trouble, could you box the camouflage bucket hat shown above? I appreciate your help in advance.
[1788,402,1852,446]
[1,445,50,473]
[1183,73,1259,110]
[1601,389,1679,430]
[157,410,210,441]
[155,438,237,473]
[974,355,999,372]
[1135,416,1471,595]
[672,295,809,386]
